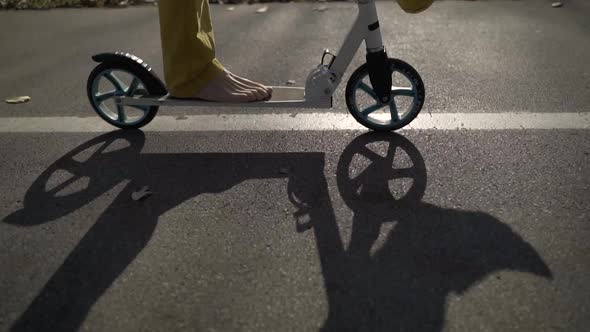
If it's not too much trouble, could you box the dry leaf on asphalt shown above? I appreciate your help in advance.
[5,96,31,104]
[132,186,153,201]
[286,80,296,86]
[552,2,563,8]
[256,6,268,13]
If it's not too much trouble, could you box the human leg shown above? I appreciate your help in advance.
[157,0,272,102]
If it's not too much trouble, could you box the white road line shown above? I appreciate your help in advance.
[0,112,588,132]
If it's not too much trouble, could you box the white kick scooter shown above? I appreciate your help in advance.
[87,0,425,131]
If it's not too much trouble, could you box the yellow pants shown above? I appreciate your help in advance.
[157,0,225,98]
[396,0,433,14]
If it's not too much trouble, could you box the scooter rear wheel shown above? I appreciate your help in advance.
[345,58,425,131]
[87,62,160,129]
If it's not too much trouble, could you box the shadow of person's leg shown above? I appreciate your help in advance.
[347,213,381,261]
[319,213,383,332]
[11,182,159,332]
[294,167,371,332]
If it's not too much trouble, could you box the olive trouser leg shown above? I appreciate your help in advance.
[157,0,225,98]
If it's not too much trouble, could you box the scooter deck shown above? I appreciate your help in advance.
[116,86,332,109]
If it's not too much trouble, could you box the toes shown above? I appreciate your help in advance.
[228,72,272,99]
[246,85,270,101]
[254,87,269,101]
[234,93,252,103]
[197,69,270,102]
[233,89,256,102]
[260,88,271,101]
[244,90,258,102]
[244,88,263,101]
[248,87,266,101]
[224,91,251,103]
[221,78,256,101]
[229,76,266,101]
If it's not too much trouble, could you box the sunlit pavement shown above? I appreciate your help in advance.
[0,1,589,331]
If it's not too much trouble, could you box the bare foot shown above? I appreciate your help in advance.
[193,69,273,103]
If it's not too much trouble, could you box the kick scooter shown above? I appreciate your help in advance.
[87,0,425,132]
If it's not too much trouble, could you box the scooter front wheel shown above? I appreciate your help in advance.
[87,62,160,129]
[345,58,425,131]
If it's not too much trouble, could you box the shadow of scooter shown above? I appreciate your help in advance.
[3,129,327,332]
[294,132,553,332]
[4,130,552,332]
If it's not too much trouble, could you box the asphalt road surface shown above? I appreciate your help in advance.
[0,1,589,332]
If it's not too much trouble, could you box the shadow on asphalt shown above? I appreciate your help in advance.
[316,132,553,331]
[4,130,552,332]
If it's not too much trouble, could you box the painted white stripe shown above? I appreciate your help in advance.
[0,112,588,132]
